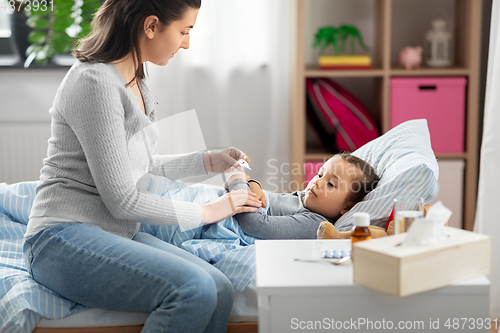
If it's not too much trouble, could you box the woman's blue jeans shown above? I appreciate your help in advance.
[23,222,235,333]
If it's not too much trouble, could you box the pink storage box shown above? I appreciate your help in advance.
[390,77,467,153]
[304,161,324,184]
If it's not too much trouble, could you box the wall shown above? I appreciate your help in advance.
[0,69,66,123]
[0,70,64,183]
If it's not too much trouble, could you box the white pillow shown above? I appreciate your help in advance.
[334,119,439,231]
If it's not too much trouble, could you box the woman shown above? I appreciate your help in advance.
[22,1,262,332]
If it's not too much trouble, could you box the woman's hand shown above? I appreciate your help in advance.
[203,147,250,174]
[201,190,262,224]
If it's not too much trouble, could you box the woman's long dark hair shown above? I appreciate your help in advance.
[73,0,201,86]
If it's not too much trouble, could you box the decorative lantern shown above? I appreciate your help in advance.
[426,19,452,68]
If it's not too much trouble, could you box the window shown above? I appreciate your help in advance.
[0,12,18,66]
[0,11,10,33]
[0,10,75,67]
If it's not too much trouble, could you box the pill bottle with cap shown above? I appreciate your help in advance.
[351,212,371,259]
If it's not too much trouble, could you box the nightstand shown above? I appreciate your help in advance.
[256,239,489,333]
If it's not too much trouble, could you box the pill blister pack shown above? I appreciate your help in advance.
[321,249,351,259]
[312,240,351,259]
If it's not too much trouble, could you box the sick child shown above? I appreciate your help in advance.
[225,153,380,239]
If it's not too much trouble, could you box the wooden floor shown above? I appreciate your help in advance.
[33,322,258,333]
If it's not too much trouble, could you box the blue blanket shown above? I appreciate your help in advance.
[0,178,258,333]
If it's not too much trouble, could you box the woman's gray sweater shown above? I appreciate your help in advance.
[27,61,206,239]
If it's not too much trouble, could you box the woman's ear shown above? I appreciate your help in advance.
[143,15,160,39]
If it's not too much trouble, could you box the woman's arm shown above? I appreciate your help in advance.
[150,152,206,179]
[150,148,249,180]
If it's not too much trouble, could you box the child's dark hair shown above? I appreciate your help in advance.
[74,0,202,86]
[337,152,380,210]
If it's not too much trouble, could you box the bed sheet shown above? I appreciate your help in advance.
[0,178,259,333]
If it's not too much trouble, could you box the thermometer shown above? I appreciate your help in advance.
[238,159,252,170]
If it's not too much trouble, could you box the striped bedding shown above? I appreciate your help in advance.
[0,178,259,333]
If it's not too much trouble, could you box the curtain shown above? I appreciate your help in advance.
[145,0,292,189]
[474,0,500,329]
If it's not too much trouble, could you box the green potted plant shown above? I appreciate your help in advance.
[13,0,101,67]
[312,24,372,70]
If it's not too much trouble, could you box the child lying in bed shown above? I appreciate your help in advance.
[225,152,380,239]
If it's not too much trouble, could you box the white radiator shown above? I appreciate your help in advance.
[0,123,51,184]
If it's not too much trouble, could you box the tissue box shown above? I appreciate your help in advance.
[353,227,490,296]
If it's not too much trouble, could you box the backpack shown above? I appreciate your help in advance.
[306,78,379,152]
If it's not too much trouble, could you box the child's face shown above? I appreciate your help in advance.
[303,156,361,219]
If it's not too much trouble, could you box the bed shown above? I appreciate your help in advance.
[0,119,439,333]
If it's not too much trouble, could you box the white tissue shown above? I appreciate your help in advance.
[401,201,452,247]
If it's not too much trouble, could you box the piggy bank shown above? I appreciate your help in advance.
[398,46,423,70]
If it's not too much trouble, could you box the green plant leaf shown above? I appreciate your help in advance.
[81,8,97,17]
[28,31,47,45]
[52,17,75,31]
[78,26,92,38]
[54,5,73,16]
[44,44,56,59]
[53,42,71,53]
[52,32,73,53]
[35,55,49,65]
[27,10,49,17]
[53,0,74,11]
[25,44,43,57]
[82,0,100,8]
[34,45,50,65]
[24,50,38,68]
[26,17,49,30]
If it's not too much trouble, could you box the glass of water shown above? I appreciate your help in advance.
[394,197,425,234]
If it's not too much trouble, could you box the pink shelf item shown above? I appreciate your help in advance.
[390,77,467,153]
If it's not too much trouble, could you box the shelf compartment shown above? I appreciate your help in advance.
[304,0,384,70]
[305,65,385,77]
[390,0,470,69]
[390,67,470,76]
[305,77,383,156]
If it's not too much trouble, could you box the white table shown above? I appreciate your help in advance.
[256,239,490,333]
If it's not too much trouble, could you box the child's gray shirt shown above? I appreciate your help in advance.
[228,179,334,239]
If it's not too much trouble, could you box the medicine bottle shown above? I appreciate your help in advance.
[351,212,371,259]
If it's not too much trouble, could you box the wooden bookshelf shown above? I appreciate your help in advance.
[290,0,482,230]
